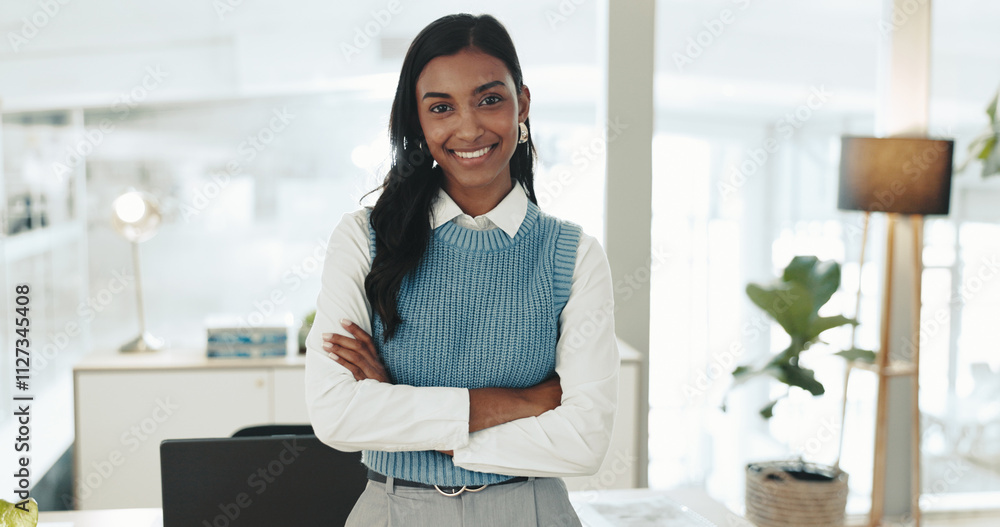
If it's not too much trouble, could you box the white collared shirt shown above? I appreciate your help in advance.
[304,181,619,477]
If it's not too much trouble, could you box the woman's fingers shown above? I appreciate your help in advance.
[336,354,366,381]
[325,342,369,381]
[323,327,390,383]
[340,319,376,348]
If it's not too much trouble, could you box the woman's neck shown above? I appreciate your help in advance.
[443,177,515,217]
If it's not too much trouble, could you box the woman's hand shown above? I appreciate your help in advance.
[323,319,391,383]
[522,375,563,416]
[439,375,563,457]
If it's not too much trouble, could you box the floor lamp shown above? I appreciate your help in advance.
[837,136,954,527]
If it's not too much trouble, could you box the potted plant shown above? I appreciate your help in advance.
[298,309,316,354]
[727,255,874,527]
[958,86,1000,178]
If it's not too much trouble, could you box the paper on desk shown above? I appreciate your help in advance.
[575,494,717,527]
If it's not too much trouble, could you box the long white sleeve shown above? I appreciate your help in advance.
[304,210,472,452]
[452,233,620,477]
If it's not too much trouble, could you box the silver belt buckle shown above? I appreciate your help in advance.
[434,484,488,497]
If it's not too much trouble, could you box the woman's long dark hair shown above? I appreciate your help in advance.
[365,13,538,342]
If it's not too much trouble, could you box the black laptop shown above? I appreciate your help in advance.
[160,435,368,527]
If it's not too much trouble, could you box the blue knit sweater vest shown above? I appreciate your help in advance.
[362,199,581,486]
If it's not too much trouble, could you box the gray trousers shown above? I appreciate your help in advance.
[345,476,583,527]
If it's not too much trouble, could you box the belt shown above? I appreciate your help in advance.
[367,469,529,497]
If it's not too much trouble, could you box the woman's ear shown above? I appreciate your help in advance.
[517,84,531,123]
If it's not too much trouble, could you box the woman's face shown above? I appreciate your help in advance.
[415,47,530,198]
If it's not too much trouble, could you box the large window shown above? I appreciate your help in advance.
[648,0,1000,516]
[922,0,1000,510]
[650,0,884,514]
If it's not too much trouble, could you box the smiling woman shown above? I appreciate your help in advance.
[416,48,530,215]
[303,12,619,527]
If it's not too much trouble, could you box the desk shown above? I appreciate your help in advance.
[39,507,162,526]
[39,488,739,526]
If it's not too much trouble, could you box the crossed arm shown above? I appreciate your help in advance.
[304,210,618,477]
[324,319,564,454]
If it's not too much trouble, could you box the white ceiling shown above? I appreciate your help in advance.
[0,0,996,122]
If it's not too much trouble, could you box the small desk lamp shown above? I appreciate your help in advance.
[112,189,164,352]
[837,136,954,527]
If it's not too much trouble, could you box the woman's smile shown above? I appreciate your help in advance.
[450,143,497,162]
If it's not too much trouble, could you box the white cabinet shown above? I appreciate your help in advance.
[74,344,642,509]
[73,351,307,510]
[273,367,309,423]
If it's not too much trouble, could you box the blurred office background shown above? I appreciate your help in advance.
[1,0,999,520]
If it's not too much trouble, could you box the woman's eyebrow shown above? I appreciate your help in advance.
[422,80,506,100]
[473,80,505,94]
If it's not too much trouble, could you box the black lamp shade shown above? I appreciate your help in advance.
[838,136,954,215]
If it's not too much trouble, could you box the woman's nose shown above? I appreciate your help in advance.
[453,110,484,142]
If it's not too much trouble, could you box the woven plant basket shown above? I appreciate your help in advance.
[745,460,849,527]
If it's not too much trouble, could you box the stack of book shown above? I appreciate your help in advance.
[205,314,292,358]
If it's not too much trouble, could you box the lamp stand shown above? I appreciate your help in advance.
[868,214,924,527]
[120,240,163,352]
[908,215,924,527]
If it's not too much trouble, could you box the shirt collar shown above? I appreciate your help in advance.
[431,181,528,239]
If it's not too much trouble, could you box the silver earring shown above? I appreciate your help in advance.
[518,122,529,144]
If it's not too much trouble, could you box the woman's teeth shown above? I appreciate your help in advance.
[453,145,493,159]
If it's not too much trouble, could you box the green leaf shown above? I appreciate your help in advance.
[783,256,841,310]
[987,89,998,123]
[748,256,846,342]
[760,399,780,419]
[983,138,1000,178]
[746,282,811,336]
[804,315,856,342]
[977,136,997,161]
[767,363,825,396]
[835,347,877,363]
[0,498,38,527]
[731,364,767,388]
